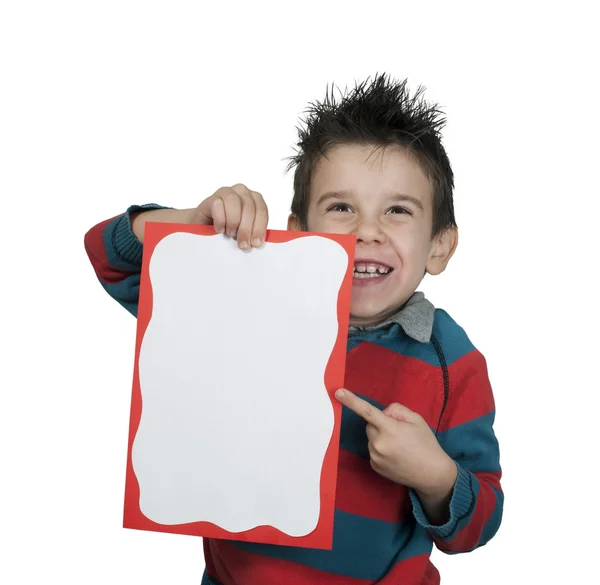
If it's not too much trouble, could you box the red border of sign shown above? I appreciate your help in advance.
[123,223,355,549]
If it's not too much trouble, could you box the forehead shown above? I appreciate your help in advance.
[309,143,433,206]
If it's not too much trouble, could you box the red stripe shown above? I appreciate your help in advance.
[205,542,438,585]
[84,215,131,285]
[439,471,502,552]
[205,540,374,585]
[345,344,497,432]
[345,343,445,428]
[335,448,410,523]
[438,350,495,432]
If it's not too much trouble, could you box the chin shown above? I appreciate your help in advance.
[350,295,410,325]
[349,304,386,325]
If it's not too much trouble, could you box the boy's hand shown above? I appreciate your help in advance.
[190,184,269,250]
[335,389,457,499]
[131,184,268,247]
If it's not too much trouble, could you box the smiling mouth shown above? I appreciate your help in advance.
[353,262,394,280]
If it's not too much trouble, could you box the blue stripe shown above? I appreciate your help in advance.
[348,310,476,368]
[102,216,141,271]
[351,324,440,366]
[101,278,140,317]
[230,510,431,580]
[437,412,501,473]
[430,309,476,366]
[339,394,385,460]
[409,465,477,542]
[392,523,433,563]
[98,214,142,316]
[201,571,221,585]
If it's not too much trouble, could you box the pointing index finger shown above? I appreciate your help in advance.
[335,389,388,429]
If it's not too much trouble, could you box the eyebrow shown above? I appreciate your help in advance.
[316,190,424,211]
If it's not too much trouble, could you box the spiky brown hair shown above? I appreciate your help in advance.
[285,73,456,237]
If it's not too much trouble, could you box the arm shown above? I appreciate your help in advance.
[83,203,174,316]
[412,459,457,526]
[84,185,270,316]
[409,349,504,553]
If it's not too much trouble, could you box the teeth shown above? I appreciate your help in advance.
[353,262,390,276]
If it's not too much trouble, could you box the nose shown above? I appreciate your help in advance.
[354,215,386,245]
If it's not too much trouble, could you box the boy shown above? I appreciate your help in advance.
[84,74,503,584]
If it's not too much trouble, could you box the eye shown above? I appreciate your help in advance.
[386,206,411,215]
[328,203,353,213]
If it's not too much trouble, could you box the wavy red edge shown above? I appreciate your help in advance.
[123,223,355,550]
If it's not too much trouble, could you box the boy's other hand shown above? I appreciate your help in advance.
[191,184,269,250]
[335,389,457,499]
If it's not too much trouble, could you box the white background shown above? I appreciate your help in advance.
[1,1,598,584]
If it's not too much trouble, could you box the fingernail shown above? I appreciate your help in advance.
[239,241,248,249]
[335,389,345,399]
[217,227,224,234]
[252,238,262,247]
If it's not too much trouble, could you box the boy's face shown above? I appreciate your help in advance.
[289,144,457,326]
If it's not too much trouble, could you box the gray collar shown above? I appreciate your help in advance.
[348,291,435,343]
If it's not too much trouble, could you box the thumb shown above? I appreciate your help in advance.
[383,402,417,423]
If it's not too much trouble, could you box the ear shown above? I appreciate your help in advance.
[287,213,301,231]
[426,226,458,275]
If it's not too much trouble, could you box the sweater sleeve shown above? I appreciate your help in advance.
[83,204,168,317]
[409,347,504,554]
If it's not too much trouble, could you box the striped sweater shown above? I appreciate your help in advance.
[84,204,504,585]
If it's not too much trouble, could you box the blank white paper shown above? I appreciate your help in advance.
[132,232,348,536]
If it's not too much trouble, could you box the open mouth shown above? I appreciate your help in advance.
[353,261,393,280]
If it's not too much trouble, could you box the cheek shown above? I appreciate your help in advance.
[390,231,417,256]
[390,230,430,265]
